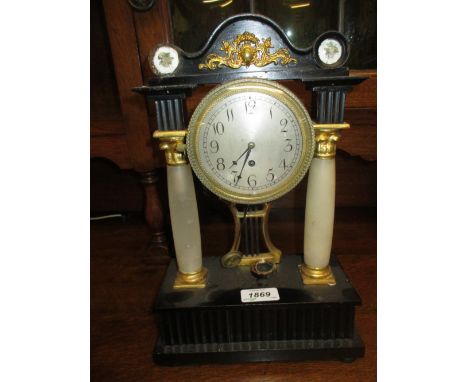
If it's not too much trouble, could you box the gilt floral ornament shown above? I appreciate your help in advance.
[199,31,297,70]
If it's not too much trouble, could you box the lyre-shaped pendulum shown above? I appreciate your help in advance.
[221,203,281,275]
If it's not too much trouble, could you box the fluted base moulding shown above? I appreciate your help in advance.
[154,254,364,365]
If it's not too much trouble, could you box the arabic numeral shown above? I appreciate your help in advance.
[231,170,238,182]
[279,158,287,170]
[280,118,288,132]
[247,175,257,188]
[209,140,219,153]
[217,158,225,170]
[212,121,225,135]
[284,138,293,152]
[245,97,256,114]
[226,108,234,122]
[266,168,275,182]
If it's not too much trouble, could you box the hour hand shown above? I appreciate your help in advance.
[229,147,250,168]
[230,142,255,169]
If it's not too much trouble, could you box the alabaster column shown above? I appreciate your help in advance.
[156,131,207,288]
[303,158,336,269]
[300,124,348,285]
[167,164,203,274]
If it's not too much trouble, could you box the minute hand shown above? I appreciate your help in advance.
[235,148,251,185]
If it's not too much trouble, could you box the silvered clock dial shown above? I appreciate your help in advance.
[186,79,314,204]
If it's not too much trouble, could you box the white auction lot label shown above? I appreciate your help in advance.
[240,287,280,303]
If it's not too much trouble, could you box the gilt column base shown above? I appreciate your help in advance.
[299,263,336,286]
[173,268,208,289]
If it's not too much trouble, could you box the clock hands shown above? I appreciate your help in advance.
[230,142,256,169]
[235,149,251,185]
[229,146,251,169]
[233,142,255,185]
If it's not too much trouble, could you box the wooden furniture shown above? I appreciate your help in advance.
[91,0,172,253]
[90,0,376,255]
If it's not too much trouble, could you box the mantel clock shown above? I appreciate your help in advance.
[135,14,366,365]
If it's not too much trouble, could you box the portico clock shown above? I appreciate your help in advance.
[135,13,367,366]
[186,79,314,204]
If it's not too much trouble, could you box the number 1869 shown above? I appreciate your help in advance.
[249,291,270,298]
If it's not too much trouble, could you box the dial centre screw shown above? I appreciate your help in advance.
[248,142,255,149]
